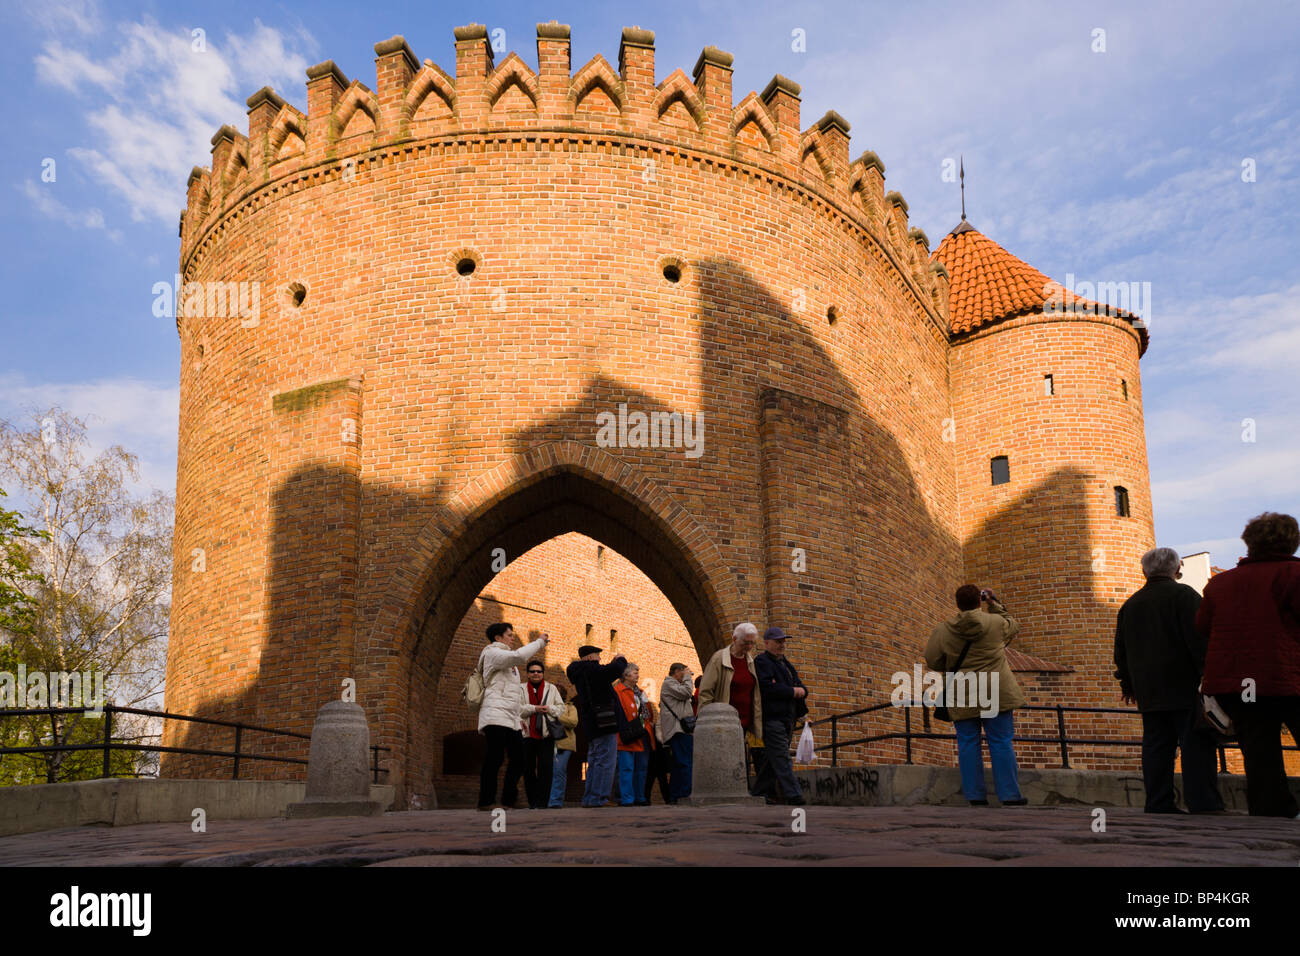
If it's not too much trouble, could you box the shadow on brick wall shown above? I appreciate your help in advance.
[163,256,1133,801]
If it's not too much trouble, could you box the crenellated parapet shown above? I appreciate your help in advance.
[179,21,945,324]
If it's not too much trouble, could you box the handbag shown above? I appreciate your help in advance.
[461,652,486,710]
[617,690,648,744]
[666,698,696,734]
[1196,681,1235,738]
[932,638,976,722]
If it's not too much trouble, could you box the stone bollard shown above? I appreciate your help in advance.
[689,703,766,806]
[286,701,385,819]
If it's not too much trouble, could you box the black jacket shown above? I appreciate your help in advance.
[754,651,809,722]
[565,656,627,738]
[1114,577,1205,712]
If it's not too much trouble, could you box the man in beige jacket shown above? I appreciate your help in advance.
[699,622,764,779]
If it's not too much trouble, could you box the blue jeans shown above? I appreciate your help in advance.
[669,733,693,801]
[617,749,649,805]
[954,710,1023,802]
[549,749,572,807]
[582,733,617,807]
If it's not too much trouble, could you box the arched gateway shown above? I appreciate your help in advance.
[162,23,1155,801]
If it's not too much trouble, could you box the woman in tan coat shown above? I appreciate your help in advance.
[924,586,1027,806]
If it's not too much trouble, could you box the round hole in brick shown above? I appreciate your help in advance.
[827,306,840,326]
[456,257,477,277]
[287,283,307,308]
[662,264,681,284]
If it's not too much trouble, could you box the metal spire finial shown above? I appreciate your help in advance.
[960,155,966,222]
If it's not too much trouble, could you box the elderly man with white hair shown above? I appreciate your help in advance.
[1114,547,1225,814]
[698,623,765,774]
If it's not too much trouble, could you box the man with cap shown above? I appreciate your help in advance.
[565,644,628,807]
[751,626,809,805]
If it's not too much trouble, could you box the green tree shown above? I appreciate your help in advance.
[0,409,172,784]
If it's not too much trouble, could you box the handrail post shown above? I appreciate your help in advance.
[1056,704,1069,769]
[101,705,113,779]
[831,715,838,768]
[232,724,243,780]
[904,706,912,764]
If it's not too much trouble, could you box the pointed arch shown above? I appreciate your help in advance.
[731,93,776,151]
[222,140,249,191]
[404,62,457,124]
[653,70,706,131]
[485,53,539,113]
[569,54,624,115]
[334,81,380,139]
[799,130,832,183]
[268,105,307,161]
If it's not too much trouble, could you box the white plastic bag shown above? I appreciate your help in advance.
[795,720,815,764]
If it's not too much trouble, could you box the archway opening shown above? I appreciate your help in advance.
[401,466,726,807]
[429,533,703,806]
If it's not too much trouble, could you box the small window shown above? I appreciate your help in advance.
[1043,374,1054,396]
[596,545,605,569]
[1121,379,1129,400]
[990,456,1010,486]
[585,623,592,638]
[1115,486,1130,517]
[609,629,618,653]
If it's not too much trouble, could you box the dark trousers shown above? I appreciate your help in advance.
[1217,694,1300,818]
[478,725,524,808]
[1140,708,1224,812]
[522,736,555,809]
[751,719,802,801]
[645,742,673,804]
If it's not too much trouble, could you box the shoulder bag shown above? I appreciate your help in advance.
[461,650,486,710]
[932,638,975,723]
[665,696,696,734]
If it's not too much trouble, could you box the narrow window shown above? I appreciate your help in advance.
[1121,379,1129,400]
[596,545,605,569]
[584,623,592,639]
[609,629,618,653]
[1043,373,1054,396]
[1114,486,1130,517]
[990,456,1010,486]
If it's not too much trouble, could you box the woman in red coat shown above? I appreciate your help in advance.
[1197,512,1300,818]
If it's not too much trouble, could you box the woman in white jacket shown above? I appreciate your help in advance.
[476,623,548,810]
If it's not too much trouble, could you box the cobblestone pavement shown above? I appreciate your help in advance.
[1,805,1297,867]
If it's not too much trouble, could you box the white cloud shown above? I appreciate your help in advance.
[0,375,179,495]
[1151,443,1300,517]
[32,15,314,224]
[21,0,101,36]
[18,179,122,240]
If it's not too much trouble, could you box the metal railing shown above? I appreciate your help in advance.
[810,701,1297,773]
[0,705,390,784]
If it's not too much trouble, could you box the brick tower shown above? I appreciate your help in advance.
[164,23,1154,803]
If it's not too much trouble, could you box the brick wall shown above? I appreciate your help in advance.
[161,24,1167,798]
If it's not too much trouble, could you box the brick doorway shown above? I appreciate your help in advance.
[398,463,728,806]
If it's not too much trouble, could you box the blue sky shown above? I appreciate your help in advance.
[1,0,1296,568]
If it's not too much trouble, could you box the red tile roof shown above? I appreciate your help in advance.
[1004,647,1073,673]
[932,222,1148,353]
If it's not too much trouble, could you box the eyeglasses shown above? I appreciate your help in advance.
[527,670,544,675]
